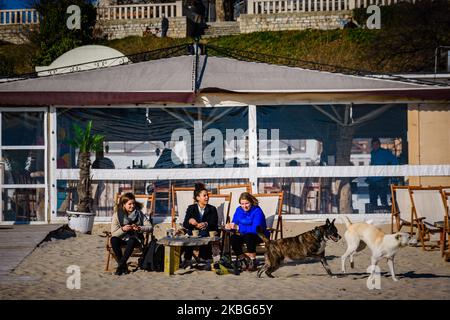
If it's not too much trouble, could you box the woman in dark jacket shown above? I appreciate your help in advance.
[182,182,219,267]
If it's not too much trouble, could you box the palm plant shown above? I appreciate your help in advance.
[68,120,104,213]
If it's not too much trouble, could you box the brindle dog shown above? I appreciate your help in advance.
[257,219,341,278]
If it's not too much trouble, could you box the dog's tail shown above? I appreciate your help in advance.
[340,215,352,228]
[256,226,270,244]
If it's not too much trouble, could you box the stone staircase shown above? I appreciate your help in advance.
[202,21,241,38]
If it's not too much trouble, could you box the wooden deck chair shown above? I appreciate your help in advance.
[218,183,252,223]
[390,185,416,235]
[409,187,447,251]
[207,193,231,228]
[254,192,284,240]
[113,193,156,217]
[171,186,195,228]
[208,193,232,256]
[104,193,155,272]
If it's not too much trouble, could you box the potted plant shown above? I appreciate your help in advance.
[66,120,105,234]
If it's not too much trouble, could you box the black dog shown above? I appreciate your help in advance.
[257,219,341,278]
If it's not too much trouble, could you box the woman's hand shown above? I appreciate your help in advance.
[225,223,236,230]
[198,222,208,230]
[122,225,134,232]
[188,218,198,227]
[132,224,141,232]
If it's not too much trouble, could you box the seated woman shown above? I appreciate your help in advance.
[110,192,153,275]
[225,192,269,272]
[182,182,219,268]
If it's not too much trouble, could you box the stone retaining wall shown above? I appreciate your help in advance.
[95,16,187,40]
[0,24,36,44]
[0,12,353,43]
[239,11,351,33]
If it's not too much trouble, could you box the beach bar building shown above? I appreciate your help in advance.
[1,46,450,224]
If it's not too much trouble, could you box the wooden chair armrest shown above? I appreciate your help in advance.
[434,221,445,228]
[104,231,112,249]
[413,217,426,222]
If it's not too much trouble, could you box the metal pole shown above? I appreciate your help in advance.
[434,46,439,81]
[434,45,450,81]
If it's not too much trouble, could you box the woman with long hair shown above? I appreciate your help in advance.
[110,192,153,275]
[225,192,269,271]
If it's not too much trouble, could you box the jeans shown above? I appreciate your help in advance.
[231,233,262,255]
[368,179,389,206]
[111,236,140,267]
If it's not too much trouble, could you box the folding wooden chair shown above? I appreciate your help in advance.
[390,185,417,235]
[171,186,195,228]
[409,187,447,251]
[218,183,252,223]
[207,193,231,228]
[254,192,284,240]
[208,193,232,257]
[104,193,155,272]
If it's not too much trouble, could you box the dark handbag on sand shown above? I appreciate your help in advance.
[138,237,164,272]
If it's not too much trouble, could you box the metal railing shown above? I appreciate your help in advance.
[246,0,416,14]
[96,1,183,20]
[0,9,40,25]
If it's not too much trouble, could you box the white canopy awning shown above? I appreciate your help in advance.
[1,55,449,105]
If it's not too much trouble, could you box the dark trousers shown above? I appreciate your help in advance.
[369,180,389,207]
[183,244,212,261]
[231,233,262,255]
[111,236,139,267]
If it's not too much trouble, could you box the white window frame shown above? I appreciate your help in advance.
[0,107,48,224]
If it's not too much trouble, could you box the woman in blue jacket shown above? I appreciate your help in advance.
[225,192,269,271]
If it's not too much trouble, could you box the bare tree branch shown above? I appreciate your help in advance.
[349,104,396,127]
[162,108,195,128]
[330,105,343,122]
[312,105,344,126]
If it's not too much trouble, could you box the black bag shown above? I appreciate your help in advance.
[138,238,165,272]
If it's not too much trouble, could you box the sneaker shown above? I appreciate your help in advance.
[233,261,241,276]
[238,257,250,271]
[203,263,212,271]
[248,259,259,272]
[180,260,193,270]
[114,265,127,276]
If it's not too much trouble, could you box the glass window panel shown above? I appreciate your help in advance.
[57,107,249,169]
[257,104,408,167]
[2,188,45,221]
[2,112,45,146]
[2,150,45,184]
[259,177,406,215]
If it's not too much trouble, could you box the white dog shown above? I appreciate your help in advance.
[341,216,411,281]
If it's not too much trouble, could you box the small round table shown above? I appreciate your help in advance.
[158,236,221,275]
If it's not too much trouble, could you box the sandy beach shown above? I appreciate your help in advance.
[1,221,449,300]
